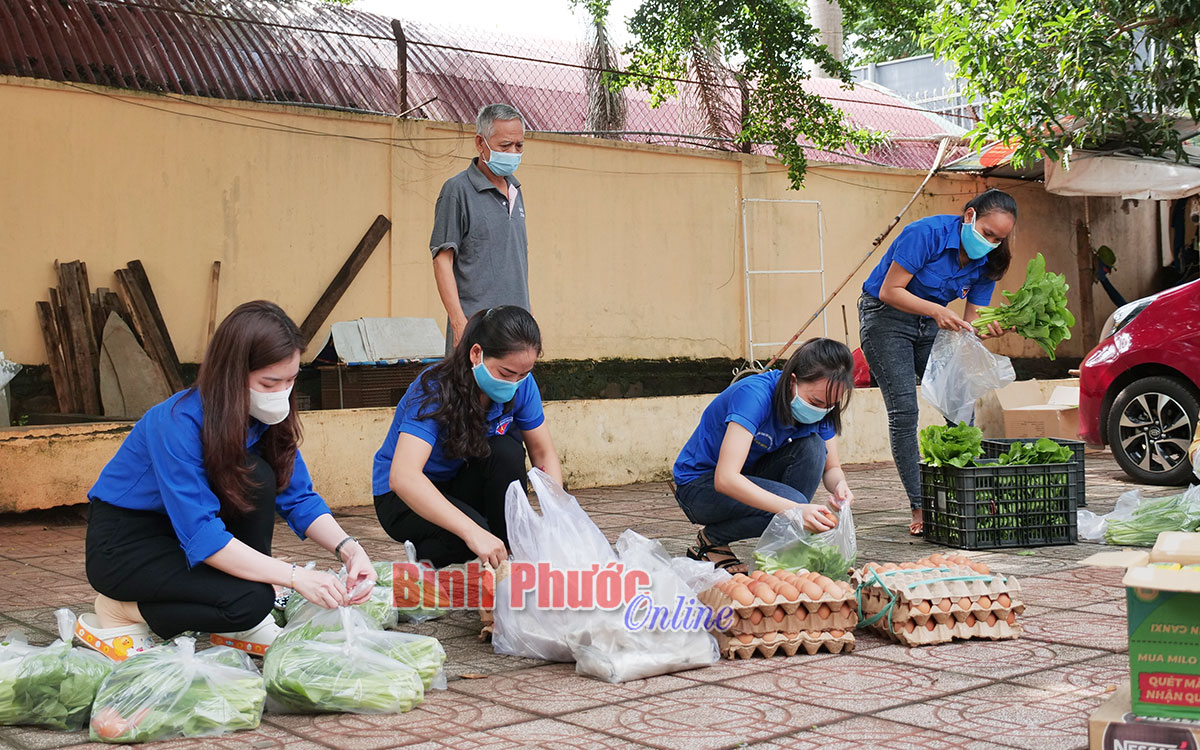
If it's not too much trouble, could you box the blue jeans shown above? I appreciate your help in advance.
[674,432,827,546]
[858,292,937,509]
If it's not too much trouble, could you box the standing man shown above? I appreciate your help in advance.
[431,103,530,354]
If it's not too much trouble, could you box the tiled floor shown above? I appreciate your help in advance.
[0,450,1169,749]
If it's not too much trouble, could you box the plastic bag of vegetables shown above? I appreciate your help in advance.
[285,580,398,629]
[264,608,425,714]
[1078,485,1200,546]
[89,638,264,743]
[753,504,857,581]
[0,610,113,731]
[921,329,1016,424]
[393,541,450,624]
[272,606,446,691]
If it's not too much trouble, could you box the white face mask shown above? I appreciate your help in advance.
[249,386,292,425]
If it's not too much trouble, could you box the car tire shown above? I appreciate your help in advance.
[1107,376,1199,485]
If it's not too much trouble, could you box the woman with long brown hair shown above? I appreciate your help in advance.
[373,306,562,568]
[76,301,375,661]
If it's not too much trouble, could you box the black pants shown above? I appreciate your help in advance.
[375,431,526,568]
[85,453,277,639]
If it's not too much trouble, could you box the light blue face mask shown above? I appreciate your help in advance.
[483,144,522,177]
[960,216,1000,260]
[473,359,526,403]
[790,393,832,424]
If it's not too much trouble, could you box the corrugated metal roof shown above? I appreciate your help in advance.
[0,0,964,169]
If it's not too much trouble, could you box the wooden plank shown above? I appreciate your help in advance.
[124,260,182,382]
[115,268,185,393]
[35,300,74,414]
[56,261,101,414]
[47,286,82,412]
[207,261,221,343]
[298,215,391,346]
[99,289,132,330]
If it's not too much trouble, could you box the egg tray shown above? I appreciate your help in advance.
[851,565,1021,606]
[857,587,1025,628]
[697,583,855,621]
[723,603,858,635]
[716,630,855,659]
[863,615,1023,647]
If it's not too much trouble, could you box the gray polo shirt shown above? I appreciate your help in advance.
[430,159,530,338]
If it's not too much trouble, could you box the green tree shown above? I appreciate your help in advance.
[928,0,1200,166]
[842,0,934,66]
[581,0,884,188]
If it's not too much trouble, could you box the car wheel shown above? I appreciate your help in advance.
[1106,376,1199,485]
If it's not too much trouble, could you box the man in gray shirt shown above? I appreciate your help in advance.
[431,103,530,354]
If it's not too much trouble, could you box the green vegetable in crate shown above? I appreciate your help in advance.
[995,438,1073,465]
[89,639,264,743]
[1105,493,1200,546]
[919,423,983,468]
[970,253,1075,359]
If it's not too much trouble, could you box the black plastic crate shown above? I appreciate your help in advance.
[920,459,1078,550]
[981,437,1086,507]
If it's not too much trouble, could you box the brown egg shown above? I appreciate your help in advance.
[817,604,833,619]
[730,584,756,607]
[801,581,824,600]
[829,629,845,638]
[736,633,755,644]
[783,631,800,639]
[865,562,881,573]
[750,570,768,581]
[749,608,764,625]
[997,593,1012,607]
[924,619,937,631]
[964,614,977,627]
[840,603,853,618]
[970,562,991,575]
[753,582,779,603]
[840,581,853,593]
[771,607,786,623]
[899,562,916,570]
[957,597,972,610]
[904,620,916,633]
[937,598,952,612]
[732,573,751,584]
[915,600,931,614]
[929,553,945,564]
[986,612,998,627]
[1006,610,1017,625]
[882,563,898,572]
[977,595,992,609]
[776,582,800,600]
[761,632,781,644]
[793,608,808,622]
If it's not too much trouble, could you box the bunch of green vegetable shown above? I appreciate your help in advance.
[89,640,264,743]
[9,642,112,731]
[263,638,424,714]
[994,438,1073,466]
[919,423,983,468]
[753,542,856,582]
[285,584,397,629]
[1105,493,1200,546]
[970,253,1075,359]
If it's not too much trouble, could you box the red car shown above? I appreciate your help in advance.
[1078,278,1200,484]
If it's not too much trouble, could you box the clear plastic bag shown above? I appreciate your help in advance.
[753,505,857,581]
[89,637,265,743]
[566,531,722,683]
[921,329,1016,424]
[263,608,426,714]
[394,541,448,624]
[492,469,618,662]
[0,610,112,731]
[1078,485,1200,545]
[284,563,399,629]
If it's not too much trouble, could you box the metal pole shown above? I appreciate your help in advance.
[741,199,754,362]
[391,19,408,115]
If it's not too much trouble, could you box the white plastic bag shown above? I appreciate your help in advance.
[566,531,722,683]
[492,469,617,662]
[921,329,1016,424]
[1077,485,1200,545]
[1077,489,1142,542]
[753,505,857,581]
[0,353,20,390]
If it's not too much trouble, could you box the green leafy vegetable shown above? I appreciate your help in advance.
[971,253,1075,359]
[919,423,983,468]
[286,585,397,629]
[263,639,424,714]
[8,643,112,730]
[1105,493,1200,546]
[89,642,264,743]
[753,543,856,582]
[994,438,1073,466]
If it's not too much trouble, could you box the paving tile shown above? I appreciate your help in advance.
[0,725,106,750]
[744,715,1023,749]
[1020,609,1130,653]
[876,681,1104,750]
[1076,600,1125,618]
[449,662,695,716]
[268,691,535,750]
[397,717,644,749]
[1009,652,1128,697]
[558,683,849,750]
[674,653,839,684]
[860,638,1111,680]
[1014,573,1125,611]
[721,653,992,713]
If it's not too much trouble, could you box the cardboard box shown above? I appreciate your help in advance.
[995,380,1080,440]
[1082,533,1200,721]
[1089,684,1200,749]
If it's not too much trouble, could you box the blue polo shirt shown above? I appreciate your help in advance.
[673,370,836,485]
[862,214,996,306]
[88,389,332,568]
[372,368,546,494]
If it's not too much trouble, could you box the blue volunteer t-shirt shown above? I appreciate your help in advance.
[372,368,546,494]
[673,370,836,485]
[862,214,997,307]
[88,389,332,568]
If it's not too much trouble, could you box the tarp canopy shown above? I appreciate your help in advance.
[1044,149,1200,200]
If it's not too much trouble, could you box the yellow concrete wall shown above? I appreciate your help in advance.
[1,76,1160,371]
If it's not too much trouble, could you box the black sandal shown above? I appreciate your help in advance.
[687,530,747,573]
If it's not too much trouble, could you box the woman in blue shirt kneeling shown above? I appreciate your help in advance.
[373,306,562,569]
[673,339,856,574]
[858,188,1016,535]
[80,301,376,661]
